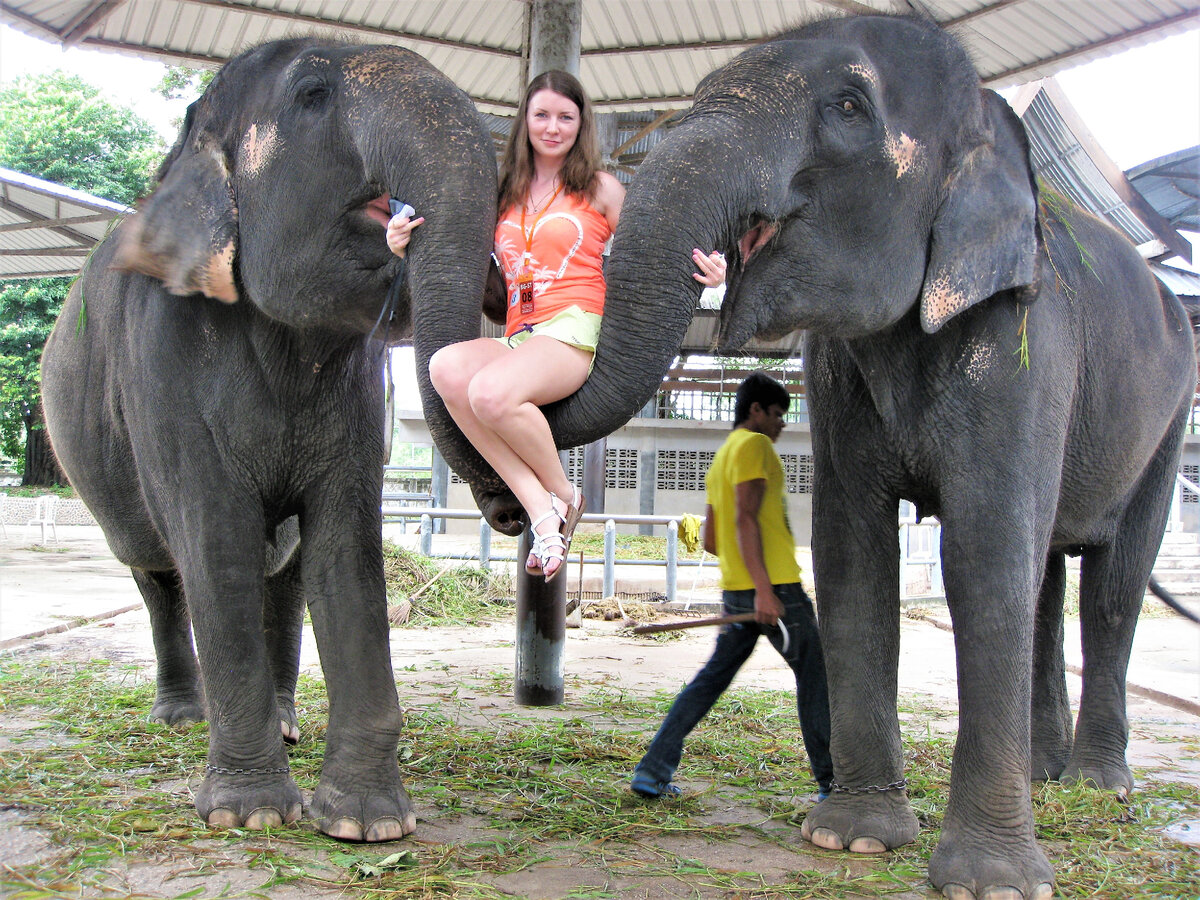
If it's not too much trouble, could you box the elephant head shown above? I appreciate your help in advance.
[546,13,1040,441]
[114,38,517,528]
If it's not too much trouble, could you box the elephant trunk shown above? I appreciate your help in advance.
[547,121,750,444]
[349,56,511,519]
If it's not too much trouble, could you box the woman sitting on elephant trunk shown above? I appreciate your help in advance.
[387,70,725,582]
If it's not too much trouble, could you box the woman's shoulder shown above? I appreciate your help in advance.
[589,171,625,227]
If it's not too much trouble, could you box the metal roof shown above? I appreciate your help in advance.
[0,167,129,279]
[2,1,1197,115]
[1012,77,1194,263]
[1127,146,1200,233]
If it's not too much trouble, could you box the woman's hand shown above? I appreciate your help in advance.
[692,249,726,287]
[386,213,425,258]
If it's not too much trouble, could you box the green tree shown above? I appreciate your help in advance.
[0,70,165,484]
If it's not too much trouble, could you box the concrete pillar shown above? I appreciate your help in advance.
[513,0,581,708]
[583,438,607,514]
[527,0,582,78]
[638,448,656,536]
[431,447,449,534]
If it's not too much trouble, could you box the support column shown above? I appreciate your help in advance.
[527,0,582,78]
[513,0,581,707]
[583,438,607,514]
[431,448,449,534]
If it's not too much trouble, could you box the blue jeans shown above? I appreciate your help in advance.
[634,582,833,792]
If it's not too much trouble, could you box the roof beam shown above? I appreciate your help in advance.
[171,0,519,59]
[0,213,111,233]
[0,247,91,257]
[610,109,677,158]
[981,10,1200,87]
[60,0,128,47]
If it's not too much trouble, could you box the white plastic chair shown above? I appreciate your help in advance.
[26,494,59,544]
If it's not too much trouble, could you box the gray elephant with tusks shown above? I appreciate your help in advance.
[531,14,1197,900]
[41,38,499,840]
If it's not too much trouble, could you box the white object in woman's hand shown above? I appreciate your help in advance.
[386,213,425,258]
[692,249,726,287]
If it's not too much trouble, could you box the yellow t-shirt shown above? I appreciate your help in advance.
[705,428,800,591]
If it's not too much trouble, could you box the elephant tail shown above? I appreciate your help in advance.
[1146,576,1200,624]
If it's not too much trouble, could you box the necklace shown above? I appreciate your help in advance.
[528,179,560,213]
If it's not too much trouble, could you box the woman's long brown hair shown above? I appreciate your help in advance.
[498,69,602,214]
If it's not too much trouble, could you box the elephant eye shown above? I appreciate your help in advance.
[294,75,332,108]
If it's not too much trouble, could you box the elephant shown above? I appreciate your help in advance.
[41,37,498,840]
[537,12,1197,900]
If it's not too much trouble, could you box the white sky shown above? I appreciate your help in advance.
[2,22,1197,410]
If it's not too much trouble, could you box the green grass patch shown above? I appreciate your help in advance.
[382,541,513,627]
[0,658,1196,898]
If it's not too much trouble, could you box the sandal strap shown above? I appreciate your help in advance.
[530,507,565,532]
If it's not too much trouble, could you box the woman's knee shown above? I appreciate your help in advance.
[429,345,471,401]
[466,377,513,426]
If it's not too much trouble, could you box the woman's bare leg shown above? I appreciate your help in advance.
[429,337,590,577]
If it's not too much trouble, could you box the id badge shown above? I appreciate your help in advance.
[518,271,535,315]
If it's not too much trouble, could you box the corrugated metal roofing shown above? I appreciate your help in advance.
[0,167,129,279]
[2,1,1197,114]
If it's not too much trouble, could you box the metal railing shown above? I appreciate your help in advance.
[383,507,709,605]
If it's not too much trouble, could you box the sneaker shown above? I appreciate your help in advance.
[631,772,682,798]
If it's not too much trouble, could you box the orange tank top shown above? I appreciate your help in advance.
[494,191,612,337]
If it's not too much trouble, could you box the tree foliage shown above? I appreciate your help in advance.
[0,70,165,480]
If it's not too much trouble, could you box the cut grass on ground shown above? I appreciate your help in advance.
[1,658,1197,899]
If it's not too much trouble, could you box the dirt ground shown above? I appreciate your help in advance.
[1,529,1198,898]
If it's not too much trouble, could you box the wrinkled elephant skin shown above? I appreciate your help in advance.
[41,38,497,840]
[559,13,1197,900]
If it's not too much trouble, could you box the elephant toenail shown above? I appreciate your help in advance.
[807,827,845,851]
[281,720,299,744]
[206,808,241,828]
[243,808,284,829]
[285,802,302,824]
[979,887,1023,900]
[325,816,365,841]
[847,836,887,854]
[364,816,410,842]
[1031,884,1054,900]
[941,883,974,900]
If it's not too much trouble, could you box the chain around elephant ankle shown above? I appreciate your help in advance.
[205,764,291,776]
[830,779,908,795]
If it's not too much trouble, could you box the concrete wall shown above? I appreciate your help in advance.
[398,409,1200,541]
[396,409,816,540]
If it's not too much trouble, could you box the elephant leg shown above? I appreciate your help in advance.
[801,486,918,855]
[303,497,412,842]
[1030,551,1072,781]
[181,520,302,831]
[134,568,205,726]
[264,546,303,745]
[1063,450,1179,795]
[927,515,1054,900]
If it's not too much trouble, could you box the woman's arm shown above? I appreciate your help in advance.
[592,170,625,233]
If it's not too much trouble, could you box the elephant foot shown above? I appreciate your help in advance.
[196,765,302,830]
[929,821,1054,900]
[150,692,205,727]
[1028,746,1068,783]
[277,695,300,745]
[800,790,918,854]
[1058,757,1133,797]
[312,774,416,842]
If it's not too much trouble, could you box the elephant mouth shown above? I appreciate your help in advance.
[738,219,778,268]
[362,194,392,228]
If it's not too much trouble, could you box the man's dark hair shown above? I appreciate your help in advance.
[733,372,790,427]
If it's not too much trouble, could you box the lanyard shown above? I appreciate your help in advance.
[518,182,563,269]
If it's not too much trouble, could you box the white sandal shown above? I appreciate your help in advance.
[525,487,586,583]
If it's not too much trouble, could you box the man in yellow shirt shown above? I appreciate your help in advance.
[631,373,833,800]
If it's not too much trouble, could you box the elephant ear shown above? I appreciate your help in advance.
[919,90,1039,334]
[114,103,240,304]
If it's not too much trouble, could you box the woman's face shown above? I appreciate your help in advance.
[526,89,581,163]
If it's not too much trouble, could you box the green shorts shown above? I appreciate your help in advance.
[497,306,602,354]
